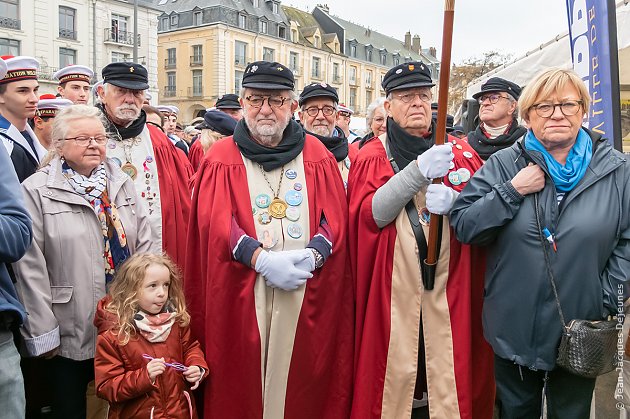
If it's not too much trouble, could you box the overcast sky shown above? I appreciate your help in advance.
[284,0,569,64]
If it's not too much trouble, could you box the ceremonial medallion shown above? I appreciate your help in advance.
[121,162,138,180]
[285,190,303,206]
[269,198,288,219]
[287,223,303,239]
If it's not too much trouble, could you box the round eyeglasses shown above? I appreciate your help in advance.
[245,95,289,109]
[531,100,583,118]
[477,94,511,105]
[64,136,109,146]
[394,91,432,103]
[303,105,336,117]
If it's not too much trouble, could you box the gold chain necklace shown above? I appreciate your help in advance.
[258,164,288,219]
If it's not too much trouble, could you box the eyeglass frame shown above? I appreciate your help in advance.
[303,105,336,117]
[245,95,290,109]
[530,100,583,118]
[63,135,109,146]
[392,91,432,104]
[477,93,512,105]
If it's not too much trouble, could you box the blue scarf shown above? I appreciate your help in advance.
[524,128,592,192]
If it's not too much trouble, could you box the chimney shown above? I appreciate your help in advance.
[404,31,411,49]
[318,4,330,13]
[429,47,437,58]
[412,35,421,53]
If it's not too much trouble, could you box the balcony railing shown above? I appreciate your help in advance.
[163,86,176,97]
[59,29,77,40]
[0,17,20,30]
[190,55,203,66]
[164,59,176,69]
[188,87,203,98]
[37,67,60,82]
[104,29,141,47]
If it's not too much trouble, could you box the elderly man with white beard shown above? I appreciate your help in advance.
[185,60,353,419]
[96,62,192,268]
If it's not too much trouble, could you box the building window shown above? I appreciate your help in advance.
[192,70,203,96]
[349,88,357,108]
[0,0,20,30]
[160,17,168,30]
[333,63,341,83]
[311,57,320,79]
[291,29,297,42]
[0,38,19,56]
[262,47,274,61]
[235,70,244,93]
[191,45,202,65]
[350,44,356,58]
[380,54,387,65]
[289,51,299,74]
[260,20,267,34]
[349,66,357,85]
[314,36,320,48]
[272,2,278,14]
[193,11,202,26]
[59,6,76,40]
[365,90,373,109]
[366,49,372,62]
[166,48,176,67]
[278,26,286,39]
[110,13,128,43]
[366,70,373,87]
[238,14,246,29]
[253,0,259,7]
[111,51,130,63]
[170,14,178,26]
[165,72,176,96]
[59,47,76,67]
[393,56,400,66]
[235,41,247,66]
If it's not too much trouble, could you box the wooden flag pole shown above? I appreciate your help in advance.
[423,0,456,290]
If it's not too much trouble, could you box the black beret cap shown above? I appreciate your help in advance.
[472,77,522,100]
[382,61,434,95]
[298,82,339,107]
[242,61,294,90]
[203,109,237,136]
[215,94,242,109]
[102,62,149,90]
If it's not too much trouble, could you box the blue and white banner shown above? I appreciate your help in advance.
[566,0,622,149]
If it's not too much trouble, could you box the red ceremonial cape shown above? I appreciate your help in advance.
[147,124,193,269]
[348,135,494,419]
[185,135,354,418]
[188,139,205,172]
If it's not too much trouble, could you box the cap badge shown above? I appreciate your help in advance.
[277,67,284,71]
[250,65,258,73]
[408,64,415,71]
[129,67,135,73]
[320,82,327,88]
[395,69,403,74]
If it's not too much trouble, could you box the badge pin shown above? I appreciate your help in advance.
[287,223,303,239]
[258,212,271,225]
[145,156,154,163]
[252,206,257,215]
[111,157,122,167]
[107,142,117,149]
[419,207,431,226]
[285,190,303,206]
[344,157,351,169]
[293,182,303,191]
[448,171,462,186]
[285,206,301,221]
[285,169,298,180]
[457,168,471,183]
[255,193,271,209]
[463,151,473,159]
[259,230,278,249]
[455,144,463,150]
[449,161,455,170]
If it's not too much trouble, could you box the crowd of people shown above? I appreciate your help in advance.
[0,52,628,419]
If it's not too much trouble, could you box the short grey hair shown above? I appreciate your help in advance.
[366,97,387,128]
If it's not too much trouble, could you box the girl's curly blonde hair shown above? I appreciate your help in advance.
[105,253,190,345]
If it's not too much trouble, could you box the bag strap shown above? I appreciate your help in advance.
[533,193,567,329]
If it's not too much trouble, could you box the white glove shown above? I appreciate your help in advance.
[426,183,459,215]
[416,144,454,179]
[284,248,316,273]
[254,250,313,291]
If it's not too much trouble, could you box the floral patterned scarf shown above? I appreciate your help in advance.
[62,161,130,288]
[134,305,177,343]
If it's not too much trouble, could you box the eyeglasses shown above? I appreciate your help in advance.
[532,100,583,118]
[393,91,432,104]
[245,95,289,109]
[64,135,109,146]
[303,105,336,117]
[478,94,511,105]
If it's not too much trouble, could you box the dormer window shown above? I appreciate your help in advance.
[170,14,178,26]
[253,0,259,7]
[272,2,278,14]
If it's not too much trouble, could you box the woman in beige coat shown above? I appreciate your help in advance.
[12,105,156,419]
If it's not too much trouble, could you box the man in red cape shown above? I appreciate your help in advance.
[348,61,494,419]
[97,62,192,268]
[185,61,353,419]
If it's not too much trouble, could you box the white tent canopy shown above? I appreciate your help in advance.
[466,0,630,97]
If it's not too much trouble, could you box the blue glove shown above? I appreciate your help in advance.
[254,250,313,291]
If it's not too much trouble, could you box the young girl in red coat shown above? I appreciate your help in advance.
[94,253,208,419]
